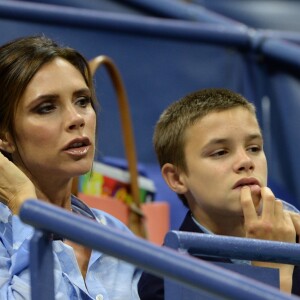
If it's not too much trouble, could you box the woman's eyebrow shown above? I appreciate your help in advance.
[26,94,58,110]
[73,88,91,97]
[26,87,91,110]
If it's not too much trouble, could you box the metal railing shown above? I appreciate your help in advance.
[20,199,299,300]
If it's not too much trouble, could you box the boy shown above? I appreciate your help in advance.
[138,88,300,299]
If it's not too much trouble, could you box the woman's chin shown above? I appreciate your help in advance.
[71,165,93,178]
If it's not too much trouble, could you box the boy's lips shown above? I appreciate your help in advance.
[232,177,262,195]
[233,177,261,189]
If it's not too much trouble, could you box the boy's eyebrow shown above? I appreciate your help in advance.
[204,138,228,146]
[246,133,264,142]
[250,133,263,138]
[203,134,263,148]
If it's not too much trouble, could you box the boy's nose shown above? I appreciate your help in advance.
[234,151,254,173]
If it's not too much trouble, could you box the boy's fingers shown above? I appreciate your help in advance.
[261,187,275,219]
[289,212,300,237]
[274,199,284,218]
[240,186,257,221]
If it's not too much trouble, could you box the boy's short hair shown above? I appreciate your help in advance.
[153,88,256,206]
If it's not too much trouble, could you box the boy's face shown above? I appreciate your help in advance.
[179,107,267,222]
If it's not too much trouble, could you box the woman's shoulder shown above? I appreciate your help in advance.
[92,208,131,232]
[0,202,11,223]
[71,195,132,234]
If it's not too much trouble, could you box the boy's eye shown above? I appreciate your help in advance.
[211,149,228,157]
[247,145,262,153]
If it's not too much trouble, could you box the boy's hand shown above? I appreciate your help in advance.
[0,150,36,215]
[240,186,296,243]
[289,211,300,243]
[240,186,300,293]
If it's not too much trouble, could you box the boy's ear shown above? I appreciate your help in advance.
[161,163,188,194]
[0,132,15,153]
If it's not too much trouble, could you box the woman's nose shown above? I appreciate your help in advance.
[66,107,85,131]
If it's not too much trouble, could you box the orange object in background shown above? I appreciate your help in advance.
[78,193,169,245]
[141,201,170,245]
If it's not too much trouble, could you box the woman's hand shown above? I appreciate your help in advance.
[0,149,36,215]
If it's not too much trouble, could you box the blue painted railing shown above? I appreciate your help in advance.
[116,0,247,27]
[20,199,299,300]
[165,230,300,265]
[0,1,249,47]
[0,1,300,72]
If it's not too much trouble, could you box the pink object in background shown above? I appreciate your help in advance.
[78,193,169,245]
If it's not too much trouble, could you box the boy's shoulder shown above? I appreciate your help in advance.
[280,199,300,213]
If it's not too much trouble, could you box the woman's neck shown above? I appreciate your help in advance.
[34,178,73,210]
[14,161,74,210]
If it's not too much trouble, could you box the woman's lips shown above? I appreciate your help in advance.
[62,137,91,151]
[63,145,90,157]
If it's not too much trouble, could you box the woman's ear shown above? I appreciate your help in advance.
[161,163,188,194]
[0,132,15,153]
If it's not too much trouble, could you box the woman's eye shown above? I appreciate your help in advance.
[76,96,92,108]
[35,103,56,114]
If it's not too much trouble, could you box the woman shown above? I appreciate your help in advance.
[0,35,140,299]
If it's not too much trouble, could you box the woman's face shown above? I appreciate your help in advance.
[10,57,96,181]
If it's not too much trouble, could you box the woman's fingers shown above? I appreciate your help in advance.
[0,148,36,214]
